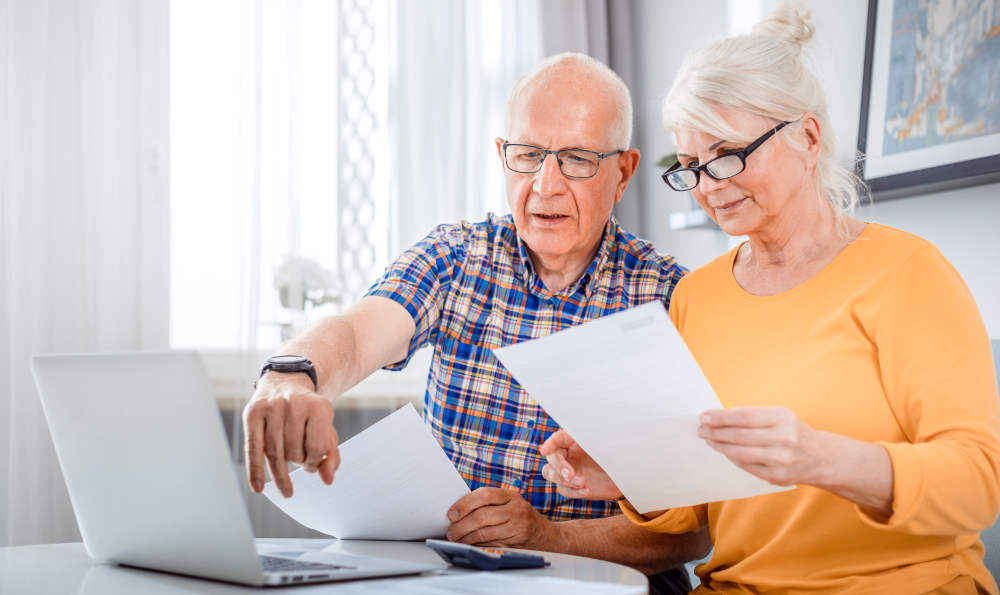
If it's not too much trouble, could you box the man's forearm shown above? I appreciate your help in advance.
[272,316,366,399]
[547,514,711,576]
[265,296,416,399]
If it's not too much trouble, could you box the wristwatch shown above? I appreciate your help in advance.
[254,355,318,391]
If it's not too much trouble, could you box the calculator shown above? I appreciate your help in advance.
[424,539,550,570]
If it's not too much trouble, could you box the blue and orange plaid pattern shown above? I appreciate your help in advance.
[365,213,686,521]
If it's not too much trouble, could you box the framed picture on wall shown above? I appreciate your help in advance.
[857,0,1000,201]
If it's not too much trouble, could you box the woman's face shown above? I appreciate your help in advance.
[673,110,821,239]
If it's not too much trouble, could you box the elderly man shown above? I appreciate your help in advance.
[244,52,709,594]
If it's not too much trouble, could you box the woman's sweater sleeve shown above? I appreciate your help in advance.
[861,246,1000,535]
[619,500,710,534]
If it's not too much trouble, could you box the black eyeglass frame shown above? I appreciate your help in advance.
[661,121,793,191]
[501,142,624,179]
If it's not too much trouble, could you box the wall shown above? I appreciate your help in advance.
[628,0,1000,338]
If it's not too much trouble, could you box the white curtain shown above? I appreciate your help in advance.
[387,0,638,256]
[170,0,341,349]
[0,0,169,546]
[387,0,541,256]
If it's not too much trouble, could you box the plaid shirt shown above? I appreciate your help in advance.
[365,213,686,521]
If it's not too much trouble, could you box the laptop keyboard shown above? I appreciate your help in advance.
[259,554,355,573]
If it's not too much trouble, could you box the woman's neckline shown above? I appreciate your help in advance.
[726,222,875,302]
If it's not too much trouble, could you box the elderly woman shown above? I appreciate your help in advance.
[540,4,1000,594]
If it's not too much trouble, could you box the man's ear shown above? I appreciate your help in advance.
[495,138,506,171]
[614,149,641,204]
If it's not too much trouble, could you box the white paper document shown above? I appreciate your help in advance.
[493,301,792,513]
[262,403,471,540]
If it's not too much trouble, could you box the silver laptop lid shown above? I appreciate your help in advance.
[31,351,265,586]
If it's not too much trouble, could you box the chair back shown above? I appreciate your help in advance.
[982,339,1000,578]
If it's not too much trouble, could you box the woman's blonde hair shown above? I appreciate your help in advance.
[662,3,864,214]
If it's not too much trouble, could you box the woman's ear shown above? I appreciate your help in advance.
[800,113,822,169]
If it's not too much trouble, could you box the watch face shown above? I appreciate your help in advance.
[270,355,307,365]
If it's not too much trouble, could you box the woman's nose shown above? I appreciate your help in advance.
[698,171,730,195]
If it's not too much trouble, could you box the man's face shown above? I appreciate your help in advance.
[497,82,636,264]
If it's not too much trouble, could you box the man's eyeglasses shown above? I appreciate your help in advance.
[502,143,624,179]
[661,121,792,192]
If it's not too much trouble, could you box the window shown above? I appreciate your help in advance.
[170,0,388,350]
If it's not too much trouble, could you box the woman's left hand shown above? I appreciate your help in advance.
[698,406,826,487]
[698,406,895,517]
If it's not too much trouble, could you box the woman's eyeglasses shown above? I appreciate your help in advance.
[661,121,792,192]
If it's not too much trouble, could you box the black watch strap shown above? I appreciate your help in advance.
[254,356,318,391]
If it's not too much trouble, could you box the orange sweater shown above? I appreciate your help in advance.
[621,224,1000,595]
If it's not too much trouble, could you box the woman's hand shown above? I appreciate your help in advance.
[699,406,894,517]
[698,406,824,486]
[540,430,623,500]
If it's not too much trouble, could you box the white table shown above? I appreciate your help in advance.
[0,538,648,594]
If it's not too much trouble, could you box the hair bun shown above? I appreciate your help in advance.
[751,2,815,54]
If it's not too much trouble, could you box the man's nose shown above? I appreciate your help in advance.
[533,154,569,197]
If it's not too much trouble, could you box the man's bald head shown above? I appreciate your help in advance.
[504,52,633,150]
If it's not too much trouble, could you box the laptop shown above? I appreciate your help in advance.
[30,351,443,587]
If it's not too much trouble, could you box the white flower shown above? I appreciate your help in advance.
[273,256,340,309]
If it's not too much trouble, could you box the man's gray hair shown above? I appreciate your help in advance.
[504,52,633,150]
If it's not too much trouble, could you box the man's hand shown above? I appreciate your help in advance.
[540,429,622,500]
[445,488,557,550]
[243,373,340,498]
